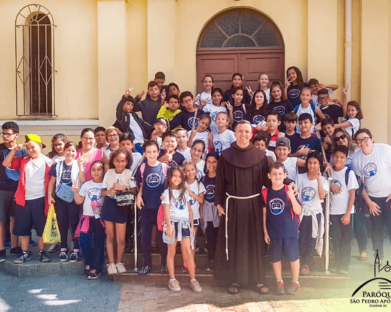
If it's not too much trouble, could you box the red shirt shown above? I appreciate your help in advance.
[267,129,280,151]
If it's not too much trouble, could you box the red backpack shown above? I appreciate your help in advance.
[139,162,168,231]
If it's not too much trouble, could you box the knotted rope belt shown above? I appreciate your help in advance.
[224,192,261,260]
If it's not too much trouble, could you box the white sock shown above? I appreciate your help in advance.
[170,279,176,282]
[277,280,283,283]
[191,279,196,282]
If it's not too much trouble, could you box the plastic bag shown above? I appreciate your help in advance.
[43,205,61,244]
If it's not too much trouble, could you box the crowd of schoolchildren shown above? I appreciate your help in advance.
[1,67,391,296]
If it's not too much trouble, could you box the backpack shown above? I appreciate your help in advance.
[261,185,300,230]
[139,162,168,231]
[344,167,366,213]
[294,103,316,116]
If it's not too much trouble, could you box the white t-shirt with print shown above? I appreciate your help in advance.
[330,167,359,215]
[79,181,104,217]
[162,189,191,221]
[25,156,48,200]
[352,143,391,197]
[213,130,236,155]
[185,180,206,220]
[195,160,205,181]
[202,104,227,136]
[188,130,210,160]
[282,157,298,181]
[343,118,360,138]
[195,91,212,107]
[297,173,329,211]
[177,147,192,160]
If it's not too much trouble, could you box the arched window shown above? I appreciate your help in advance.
[15,4,56,117]
[198,9,283,49]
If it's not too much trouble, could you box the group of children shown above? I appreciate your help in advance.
[0,67,366,294]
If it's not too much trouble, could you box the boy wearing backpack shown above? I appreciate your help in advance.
[263,163,302,295]
[329,145,359,275]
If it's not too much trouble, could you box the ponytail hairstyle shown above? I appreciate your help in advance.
[257,72,270,90]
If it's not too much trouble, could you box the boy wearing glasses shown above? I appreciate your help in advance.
[317,88,343,125]
[0,122,27,262]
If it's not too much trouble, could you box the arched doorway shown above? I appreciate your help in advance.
[196,8,284,93]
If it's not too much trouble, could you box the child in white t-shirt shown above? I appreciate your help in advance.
[188,114,212,160]
[183,160,206,272]
[274,138,305,181]
[162,166,202,293]
[202,88,231,136]
[195,75,214,108]
[334,101,363,139]
[72,160,105,280]
[213,112,236,155]
[190,140,206,181]
[296,151,329,276]
[175,129,191,160]
[329,146,358,274]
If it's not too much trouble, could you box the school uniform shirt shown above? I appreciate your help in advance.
[281,157,298,181]
[297,173,329,213]
[135,162,166,209]
[195,92,212,107]
[0,144,27,192]
[287,83,309,106]
[268,100,294,119]
[330,167,359,215]
[162,189,191,221]
[294,104,316,134]
[188,130,210,160]
[320,104,343,125]
[158,150,185,168]
[49,162,73,186]
[177,147,192,160]
[130,152,142,175]
[102,172,136,189]
[248,111,267,127]
[202,175,216,203]
[265,187,298,238]
[223,88,252,105]
[232,104,249,130]
[128,114,145,143]
[266,149,277,162]
[51,155,65,163]
[169,108,205,131]
[286,133,300,151]
[329,147,360,169]
[185,180,206,220]
[352,143,391,198]
[25,156,46,200]
[291,135,322,173]
[202,104,227,136]
[342,117,360,138]
[79,181,104,217]
[213,130,236,155]
[195,160,205,181]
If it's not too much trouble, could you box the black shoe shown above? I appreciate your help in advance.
[84,265,91,276]
[38,250,51,262]
[14,251,31,264]
[69,252,79,263]
[0,249,6,262]
[138,265,152,275]
[160,265,168,274]
[59,251,68,262]
[10,247,22,256]
[87,270,101,280]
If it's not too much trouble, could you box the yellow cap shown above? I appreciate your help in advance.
[25,134,46,148]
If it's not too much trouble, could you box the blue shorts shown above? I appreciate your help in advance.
[193,218,200,228]
[13,197,46,237]
[173,222,190,238]
[268,237,299,263]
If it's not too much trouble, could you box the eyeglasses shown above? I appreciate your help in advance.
[108,134,119,138]
[333,134,347,142]
[356,137,371,144]
[1,132,15,137]
[318,96,328,101]
[192,148,203,154]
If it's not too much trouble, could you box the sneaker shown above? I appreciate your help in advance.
[182,262,188,272]
[168,279,181,292]
[29,240,37,247]
[138,265,152,275]
[48,243,60,253]
[300,265,310,275]
[69,252,79,263]
[107,263,118,275]
[0,249,6,262]
[87,270,101,280]
[160,264,168,274]
[14,251,31,264]
[276,281,285,295]
[10,247,22,256]
[4,242,10,249]
[190,280,203,293]
[286,282,301,295]
[84,265,91,276]
[359,251,368,261]
[59,251,68,262]
[116,262,127,274]
[38,250,50,262]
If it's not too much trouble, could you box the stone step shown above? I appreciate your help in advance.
[113,268,349,288]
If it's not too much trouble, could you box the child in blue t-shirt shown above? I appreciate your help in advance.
[158,131,185,168]
[263,163,302,295]
[135,140,168,275]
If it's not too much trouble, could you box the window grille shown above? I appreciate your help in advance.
[15,4,56,117]
[198,9,283,49]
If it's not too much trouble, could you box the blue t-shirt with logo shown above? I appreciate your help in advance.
[158,150,185,169]
[291,135,322,173]
[49,162,73,186]
[169,109,205,131]
[232,104,249,131]
[135,163,166,209]
[265,187,298,238]
[202,175,216,203]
